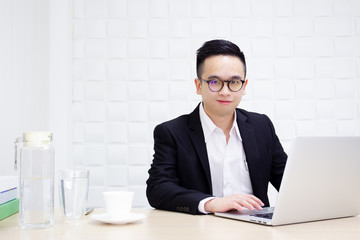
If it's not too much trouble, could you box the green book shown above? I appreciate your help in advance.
[0,198,19,221]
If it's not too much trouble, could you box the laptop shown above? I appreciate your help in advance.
[215,136,360,226]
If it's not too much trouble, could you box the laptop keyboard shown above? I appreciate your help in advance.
[250,212,274,219]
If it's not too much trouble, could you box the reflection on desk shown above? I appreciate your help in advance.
[0,209,359,240]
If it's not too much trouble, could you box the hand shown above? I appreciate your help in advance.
[204,194,264,213]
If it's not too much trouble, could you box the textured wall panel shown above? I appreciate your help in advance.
[72,0,360,208]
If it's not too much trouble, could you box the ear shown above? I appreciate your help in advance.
[194,78,202,95]
[242,79,248,95]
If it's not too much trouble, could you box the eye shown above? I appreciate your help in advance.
[209,80,221,85]
[230,80,241,84]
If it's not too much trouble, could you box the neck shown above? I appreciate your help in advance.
[203,107,235,138]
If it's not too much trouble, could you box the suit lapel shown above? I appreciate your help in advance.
[188,104,212,193]
[236,109,263,194]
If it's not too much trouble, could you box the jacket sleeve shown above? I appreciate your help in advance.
[265,115,287,191]
[146,123,212,215]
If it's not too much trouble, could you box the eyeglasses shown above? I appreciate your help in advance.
[198,78,245,92]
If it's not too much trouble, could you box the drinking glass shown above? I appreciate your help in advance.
[59,169,89,220]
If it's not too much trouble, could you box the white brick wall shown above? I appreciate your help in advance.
[72,0,360,207]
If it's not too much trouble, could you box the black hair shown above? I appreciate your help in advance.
[196,39,247,78]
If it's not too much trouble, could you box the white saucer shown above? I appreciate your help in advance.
[91,212,145,225]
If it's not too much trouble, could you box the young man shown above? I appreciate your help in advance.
[146,39,287,215]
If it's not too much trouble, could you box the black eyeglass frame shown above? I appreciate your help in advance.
[198,78,246,92]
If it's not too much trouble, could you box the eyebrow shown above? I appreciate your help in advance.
[207,75,243,80]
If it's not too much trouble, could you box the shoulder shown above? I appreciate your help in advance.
[236,108,271,122]
[155,104,201,132]
[236,108,278,140]
[152,113,194,144]
[236,108,276,132]
[156,114,190,130]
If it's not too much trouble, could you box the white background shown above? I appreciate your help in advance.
[1,0,359,208]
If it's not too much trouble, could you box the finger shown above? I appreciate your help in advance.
[248,195,265,206]
[233,196,263,211]
[236,199,256,211]
[250,201,263,211]
[244,197,263,210]
[232,202,245,212]
[230,194,264,206]
[240,195,264,209]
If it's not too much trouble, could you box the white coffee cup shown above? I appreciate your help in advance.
[103,191,134,219]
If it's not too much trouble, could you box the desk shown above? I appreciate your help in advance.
[0,209,359,240]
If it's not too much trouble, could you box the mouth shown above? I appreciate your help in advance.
[217,100,232,105]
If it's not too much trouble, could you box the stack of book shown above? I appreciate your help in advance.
[0,176,19,221]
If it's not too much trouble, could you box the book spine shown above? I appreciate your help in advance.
[0,198,19,221]
[0,188,17,205]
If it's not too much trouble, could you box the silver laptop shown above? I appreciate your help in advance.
[215,136,360,226]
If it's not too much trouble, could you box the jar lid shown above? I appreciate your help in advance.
[23,132,52,145]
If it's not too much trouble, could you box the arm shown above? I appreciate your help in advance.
[146,123,212,215]
[265,115,287,191]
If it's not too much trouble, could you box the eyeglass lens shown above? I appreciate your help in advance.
[208,80,243,92]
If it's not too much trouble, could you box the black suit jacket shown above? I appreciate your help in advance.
[146,104,287,214]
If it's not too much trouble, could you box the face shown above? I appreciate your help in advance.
[195,55,248,119]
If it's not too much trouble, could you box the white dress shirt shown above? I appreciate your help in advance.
[198,103,253,213]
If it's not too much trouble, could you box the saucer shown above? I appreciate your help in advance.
[91,212,145,225]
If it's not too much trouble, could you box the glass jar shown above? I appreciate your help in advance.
[15,132,55,228]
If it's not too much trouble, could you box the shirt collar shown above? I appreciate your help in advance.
[199,103,242,143]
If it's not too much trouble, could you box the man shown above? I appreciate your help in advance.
[146,39,287,215]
